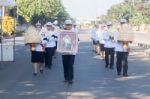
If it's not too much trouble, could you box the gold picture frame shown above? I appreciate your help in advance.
[57,31,78,54]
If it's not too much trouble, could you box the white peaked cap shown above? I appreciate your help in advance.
[106,21,112,26]
[46,22,52,26]
[65,20,73,25]
[120,19,127,23]
[52,25,55,28]
[53,20,58,25]
[35,21,41,26]
[73,22,77,25]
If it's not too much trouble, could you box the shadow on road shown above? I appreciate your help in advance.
[0,41,150,99]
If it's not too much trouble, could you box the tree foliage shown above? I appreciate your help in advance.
[105,0,150,25]
[130,13,143,25]
[107,3,130,22]
[16,0,69,24]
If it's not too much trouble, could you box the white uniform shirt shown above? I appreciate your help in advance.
[53,31,58,42]
[91,28,97,41]
[54,26,59,41]
[35,32,47,52]
[103,30,115,48]
[98,30,105,44]
[73,27,79,34]
[54,26,60,33]
[45,31,56,48]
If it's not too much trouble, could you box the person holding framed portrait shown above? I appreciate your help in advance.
[57,20,79,84]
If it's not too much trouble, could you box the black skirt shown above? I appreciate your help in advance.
[31,51,45,63]
[93,40,99,45]
[100,44,105,51]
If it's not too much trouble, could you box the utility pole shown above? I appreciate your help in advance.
[2,6,5,17]
[130,0,135,18]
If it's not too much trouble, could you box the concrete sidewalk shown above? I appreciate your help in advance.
[0,33,150,99]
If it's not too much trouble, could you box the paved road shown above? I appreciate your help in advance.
[0,31,150,99]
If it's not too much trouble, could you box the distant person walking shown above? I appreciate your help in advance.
[98,24,106,59]
[91,24,99,53]
[115,19,133,77]
[103,22,116,69]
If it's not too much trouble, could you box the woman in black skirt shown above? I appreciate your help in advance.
[30,22,47,76]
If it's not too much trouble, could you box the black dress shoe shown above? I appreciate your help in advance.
[33,73,37,76]
[105,65,108,68]
[68,80,73,84]
[47,66,51,69]
[40,69,43,73]
[117,73,121,76]
[45,65,48,68]
[123,74,128,77]
[64,80,68,83]
[110,67,114,69]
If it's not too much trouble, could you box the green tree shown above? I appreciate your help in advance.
[16,0,69,24]
[105,0,150,25]
[56,8,70,26]
[130,13,143,26]
[107,3,131,22]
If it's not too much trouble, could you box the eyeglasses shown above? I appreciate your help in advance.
[46,25,52,27]
[36,25,41,28]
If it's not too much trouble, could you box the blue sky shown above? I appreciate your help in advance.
[62,0,123,18]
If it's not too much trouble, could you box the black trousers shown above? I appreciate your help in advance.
[52,42,57,56]
[45,47,54,67]
[116,52,128,75]
[105,48,115,67]
[62,55,75,81]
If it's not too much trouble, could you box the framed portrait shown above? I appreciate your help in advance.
[57,30,78,54]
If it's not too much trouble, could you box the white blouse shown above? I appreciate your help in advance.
[35,32,47,52]
[45,31,56,48]
[103,31,115,48]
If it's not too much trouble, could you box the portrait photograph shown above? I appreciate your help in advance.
[57,31,78,54]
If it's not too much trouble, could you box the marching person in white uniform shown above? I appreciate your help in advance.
[115,19,132,77]
[91,24,99,53]
[44,22,56,69]
[51,25,58,57]
[53,21,60,57]
[73,22,79,34]
[103,22,116,69]
[98,24,106,59]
